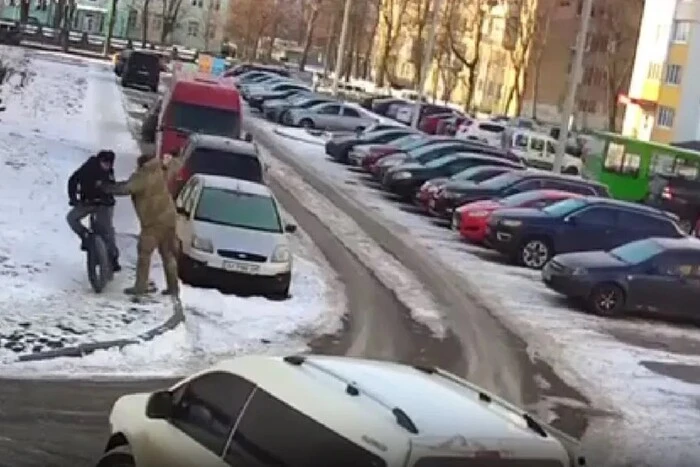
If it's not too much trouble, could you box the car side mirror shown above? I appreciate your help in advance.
[244,133,253,142]
[564,216,576,225]
[285,223,297,233]
[146,390,173,419]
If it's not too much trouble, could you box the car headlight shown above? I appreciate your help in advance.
[500,219,522,228]
[191,235,213,253]
[271,245,291,263]
[468,210,489,218]
[393,171,412,180]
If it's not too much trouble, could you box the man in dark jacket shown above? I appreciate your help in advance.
[66,150,121,271]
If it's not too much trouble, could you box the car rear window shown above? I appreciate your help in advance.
[189,148,263,183]
[414,457,564,467]
[170,103,241,139]
[195,188,281,233]
[129,52,160,67]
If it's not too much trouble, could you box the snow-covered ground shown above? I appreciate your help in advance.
[250,115,700,467]
[0,47,344,377]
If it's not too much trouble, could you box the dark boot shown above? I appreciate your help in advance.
[112,258,122,272]
[80,233,89,251]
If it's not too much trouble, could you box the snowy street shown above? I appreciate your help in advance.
[0,46,344,376]
[248,117,700,466]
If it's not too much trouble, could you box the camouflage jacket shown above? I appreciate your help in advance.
[110,156,177,230]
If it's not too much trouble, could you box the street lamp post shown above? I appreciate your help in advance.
[331,0,353,96]
[410,0,443,128]
[552,0,594,173]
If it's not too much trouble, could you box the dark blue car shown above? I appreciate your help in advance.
[486,197,685,269]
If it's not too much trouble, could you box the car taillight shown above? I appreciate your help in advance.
[661,186,673,200]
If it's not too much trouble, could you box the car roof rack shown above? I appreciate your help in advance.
[414,365,548,438]
[283,355,419,434]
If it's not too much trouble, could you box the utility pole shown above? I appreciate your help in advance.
[552,0,594,173]
[331,0,353,96]
[102,0,118,57]
[411,0,443,128]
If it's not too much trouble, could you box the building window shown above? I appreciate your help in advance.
[657,106,676,128]
[672,20,691,42]
[647,62,662,80]
[664,64,682,85]
[187,21,199,37]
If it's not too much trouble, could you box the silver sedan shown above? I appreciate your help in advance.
[284,102,377,132]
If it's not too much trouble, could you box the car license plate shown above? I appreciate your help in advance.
[223,261,260,274]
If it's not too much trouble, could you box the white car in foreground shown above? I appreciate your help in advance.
[456,120,507,147]
[98,355,586,467]
[174,174,296,297]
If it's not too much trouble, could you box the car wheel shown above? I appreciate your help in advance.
[518,237,552,269]
[95,444,135,467]
[588,283,625,316]
[177,248,196,285]
[300,118,314,129]
[563,166,579,175]
[277,111,287,123]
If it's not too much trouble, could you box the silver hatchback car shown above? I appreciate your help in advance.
[175,174,297,297]
[285,101,377,132]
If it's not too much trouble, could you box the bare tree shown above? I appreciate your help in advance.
[160,0,185,43]
[141,0,151,46]
[529,1,554,119]
[409,0,433,88]
[264,0,282,60]
[436,15,458,102]
[447,0,490,111]
[201,0,222,51]
[299,0,324,70]
[360,0,381,79]
[503,0,540,116]
[374,0,410,87]
[597,0,643,130]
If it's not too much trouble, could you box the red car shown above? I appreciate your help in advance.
[453,190,584,243]
[419,112,456,134]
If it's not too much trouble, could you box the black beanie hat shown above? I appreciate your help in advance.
[97,150,115,163]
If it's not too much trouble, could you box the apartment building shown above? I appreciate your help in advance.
[622,0,700,144]
[374,0,535,114]
[521,0,643,130]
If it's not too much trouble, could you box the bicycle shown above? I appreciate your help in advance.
[85,210,114,293]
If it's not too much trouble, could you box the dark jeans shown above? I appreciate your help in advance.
[66,204,119,261]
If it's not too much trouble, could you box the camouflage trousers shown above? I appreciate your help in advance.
[134,224,179,294]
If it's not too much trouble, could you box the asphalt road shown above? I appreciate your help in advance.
[0,81,470,466]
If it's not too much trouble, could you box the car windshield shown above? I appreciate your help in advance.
[542,198,587,216]
[194,188,282,233]
[480,171,524,189]
[501,190,550,207]
[425,155,460,169]
[453,166,502,181]
[170,103,240,138]
[609,239,665,265]
[409,143,454,157]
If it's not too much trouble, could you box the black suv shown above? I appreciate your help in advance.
[647,174,700,233]
[487,197,684,269]
[168,134,264,197]
[432,170,610,219]
[121,51,161,92]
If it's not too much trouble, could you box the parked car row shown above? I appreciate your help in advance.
[233,69,383,132]
[324,126,700,321]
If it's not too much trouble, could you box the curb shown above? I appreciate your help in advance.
[17,299,185,362]
[272,127,326,147]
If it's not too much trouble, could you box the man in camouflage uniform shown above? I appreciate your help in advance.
[108,154,179,296]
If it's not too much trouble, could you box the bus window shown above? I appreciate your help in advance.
[514,133,528,148]
[675,158,699,180]
[604,142,625,170]
[531,137,545,153]
[650,153,675,176]
[621,152,641,176]
[604,142,640,177]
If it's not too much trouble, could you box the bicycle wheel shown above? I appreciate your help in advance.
[87,234,113,293]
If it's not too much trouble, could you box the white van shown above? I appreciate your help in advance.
[505,129,582,175]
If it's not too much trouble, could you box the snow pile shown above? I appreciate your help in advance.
[0,49,344,376]
[254,117,700,466]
